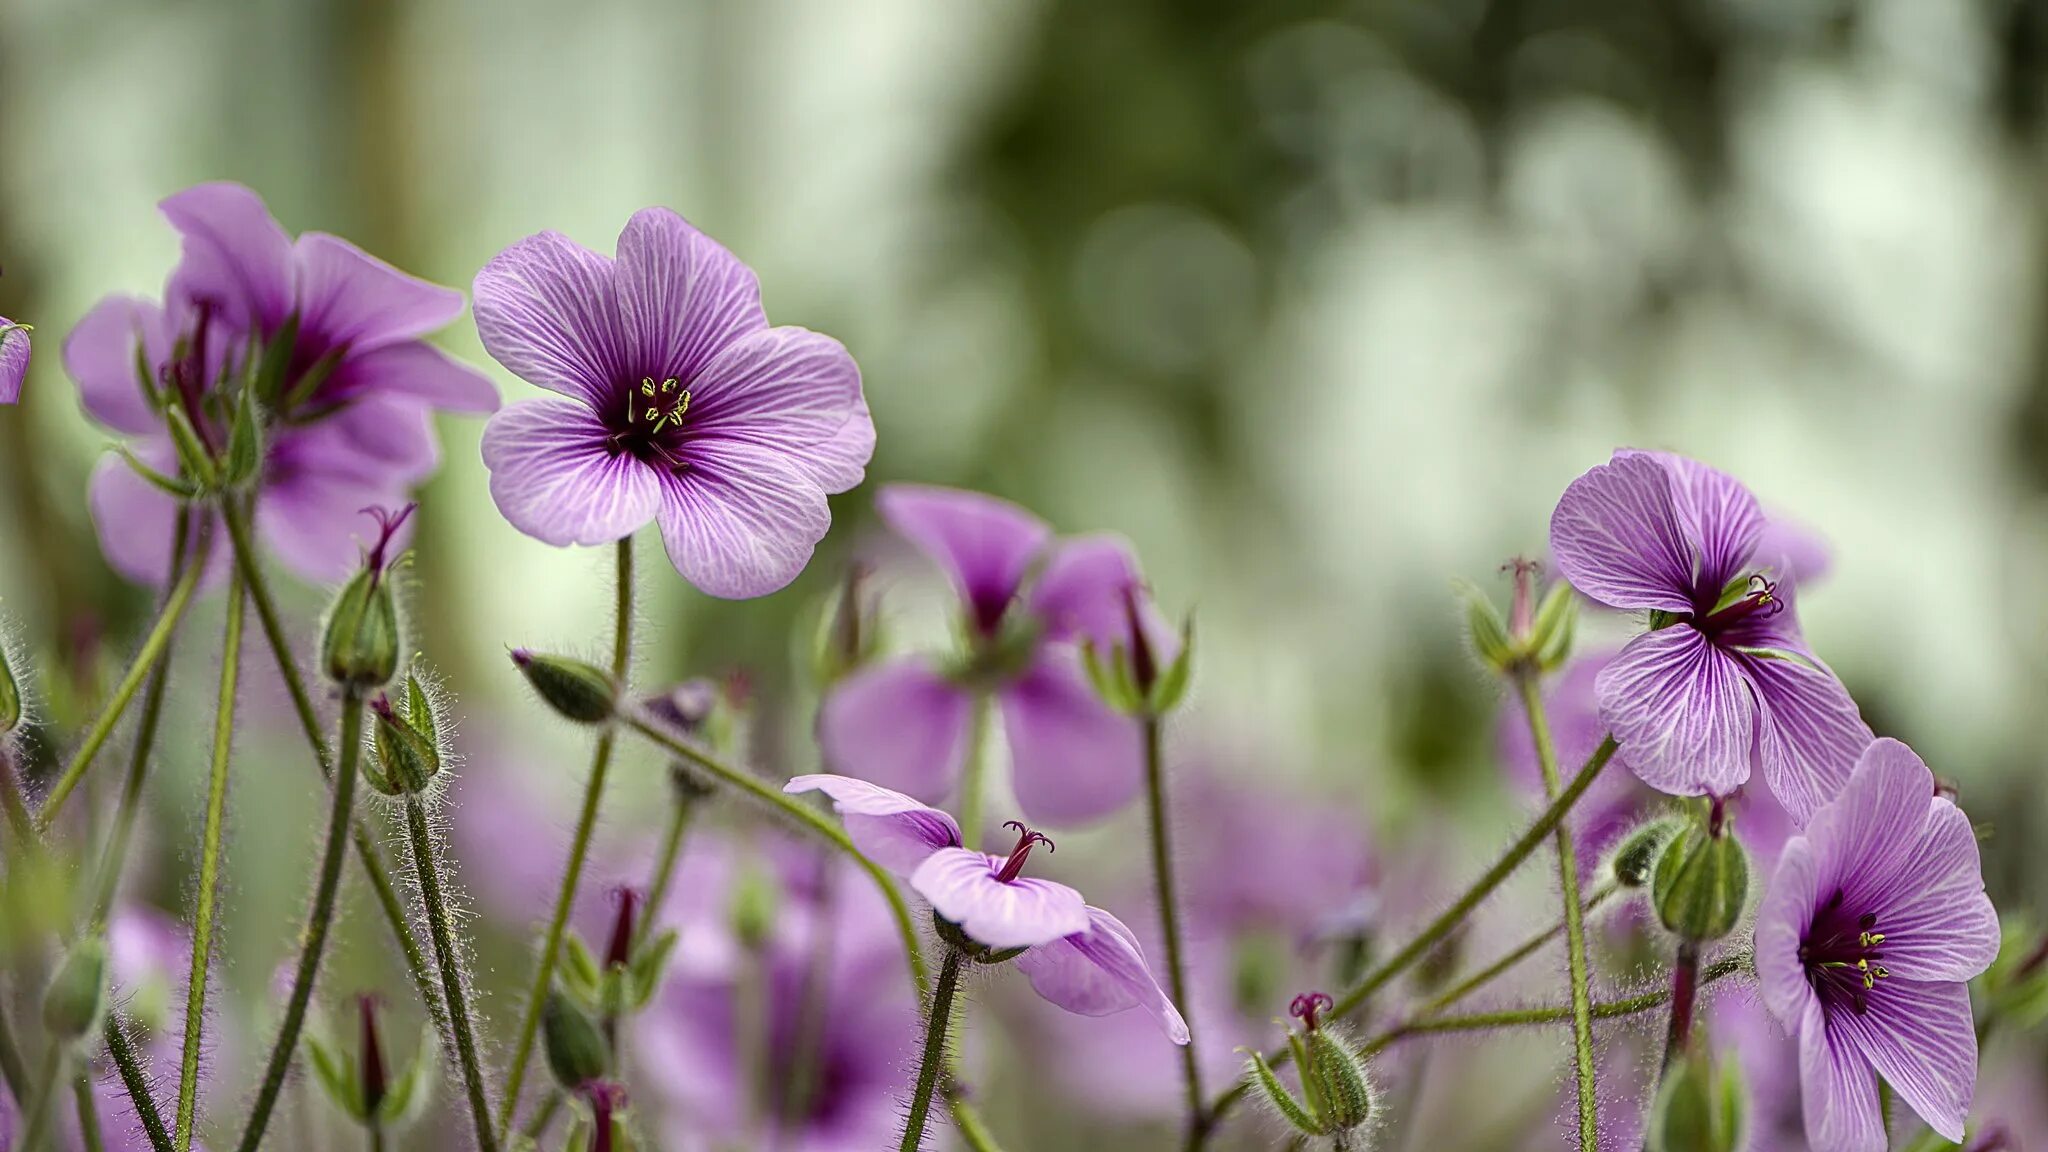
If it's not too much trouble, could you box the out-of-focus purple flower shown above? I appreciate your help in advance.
[83,906,208,1152]
[1549,450,1872,822]
[473,209,871,599]
[0,318,28,404]
[786,773,1190,1043]
[818,485,1173,825]
[66,183,498,586]
[1754,738,2001,1151]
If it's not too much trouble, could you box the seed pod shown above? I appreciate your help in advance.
[324,566,400,688]
[512,651,616,725]
[1647,1048,1747,1152]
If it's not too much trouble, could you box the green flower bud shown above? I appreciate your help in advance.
[323,506,412,689]
[729,864,780,953]
[368,674,441,796]
[512,651,616,725]
[221,380,265,490]
[0,637,21,734]
[1456,579,1516,674]
[42,936,109,1043]
[1612,816,1687,889]
[1242,992,1375,1140]
[1458,560,1580,676]
[1647,1048,1746,1152]
[811,565,881,687]
[542,989,610,1091]
[1653,814,1749,943]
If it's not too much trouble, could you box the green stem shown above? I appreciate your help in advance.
[402,795,500,1152]
[778,858,838,1140]
[497,536,634,1137]
[0,1001,23,1109]
[20,1042,61,1152]
[74,1073,105,1152]
[634,775,699,949]
[104,1017,175,1152]
[1514,671,1598,1152]
[1140,713,1203,1138]
[233,691,364,1152]
[519,1091,564,1143]
[176,570,243,1151]
[957,696,991,849]
[899,950,964,1152]
[1413,883,1619,1021]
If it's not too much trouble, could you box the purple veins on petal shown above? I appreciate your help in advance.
[877,484,1052,637]
[782,773,964,876]
[1014,905,1192,1045]
[0,318,28,405]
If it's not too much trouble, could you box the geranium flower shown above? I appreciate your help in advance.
[473,208,871,598]
[1548,450,1872,822]
[1754,738,2001,1151]
[0,318,28,404]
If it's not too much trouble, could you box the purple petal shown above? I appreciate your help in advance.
[480,398,660,547]
[1855,799,2000,982]
[1756,836,1824,1031]
[1026,534,1142,649]
[256,471,417,585]
[320,339,500,414]
[876,485,1049,633]
[1829,978,1977,1144]
[1627,449,1765,593]
[281,393,440,486]
[1802,739,1940,912]
[816,658,975,804]
[160,182,296,334]
[683,326,869,492]
[472,229,624,410]
[804,394,875,494]
[65,296,172,435]
[909,847,1088,949]
[1756,514,1832,586]
[999,647,1144,825]
[612,207,766,383]
[783,773,963,875]
[1799,996,1886,1152]
[0,320,26,405]
[1746,650,1873,826]
[1548,451,1699,612]
[86,445,227,590]
[655,437,831,598]
[292,232,466,353]
[1596,626,1757,797]
[1013,906,1191,1045]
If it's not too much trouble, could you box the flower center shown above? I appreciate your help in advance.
[1289,990,1335,1032]
[995,821,1055,883]
[1798,887,1890,1014]
[605,376,691,468]
[1696,573,1782,635]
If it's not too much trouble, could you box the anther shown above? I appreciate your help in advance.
[1289,991,1335,1032]
[995,821,1055,884]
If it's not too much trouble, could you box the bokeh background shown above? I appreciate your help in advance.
[1,0,2045,1148]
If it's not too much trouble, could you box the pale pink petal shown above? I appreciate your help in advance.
[65,296,172,435]
[1629,449,1765,593]
[86,446,226,590]
[784,773,963,876]
[816,659,975,805]
[480,398,661,547]
[1596,625,1758,797]
[1799,996,1886,1152]
[909,847,1088,949]
[1756,837,1824,1030]
[1000,647,1144,826]
[612,207,766,382]
[1829,979,1977,1144]
[655,438,831,599]
[160,182,296,334]
[1548,452,1699,613]
[1746,650,1873,826]
[1014,905,1191,1044]
[292,232,466,352]
[1026,534,1142,649]
[472,230,625,410]
[318,339,500,414]
[683,326,868,492]
[876,485,1049,633]
[1850,800,1999,982]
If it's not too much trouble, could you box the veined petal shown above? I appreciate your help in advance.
[1756,837,1824,1031]
[816,659,975,805]
[876,485,1049,633]
[999,647,1144,826]
[910,847,1088,949]
[320,339,501,414]
[784,773,964,877]
[1746,649,1873,826]
[1829,978,1977,1144]
[1627,449,1765,593]
[655,437,831,598]
[1548,451,1699,612]
[1014,906,1191,1045]
[1799,996,1886,1152]
[65,295,172,436]
[87,445,227,590]
[282,394,439,486]
[256,473,417,585]
[0,319,27,405]
[480,398,660,547]
[160,182,296,334]
[293,232,466,353]
[683,326,868,491]
[1800,739,1938,912]
[473,229,625,410]
[1849,799,1999,983]
[800,394,874,494]
[613,207,765,383]
[1027,534,1143,650]
[1596,626,1757,797]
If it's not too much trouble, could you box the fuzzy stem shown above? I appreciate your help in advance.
[899,949,965,1152]
[1141,713,1204,1138]
[497,535,634,1137]
[74,1073,106,1152]
[1659,940,1702,1076]
[104,1017,174,1152]
[176,569,243,1151]
[20,1042,61,1152]
[401,794,500,1152]
[233,691,364,1152]
[634,778,700,949]
[1414,883,1619,1020]
[957,696,992,850]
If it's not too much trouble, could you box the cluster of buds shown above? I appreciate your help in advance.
[323,505,412,689]
[1645,1046,1747,1152]
[1459,558,1577,677]
[116,303,273,500]
[546,887,678,1092]
[511,650,618,725]
[1242,992,1375,1146]
[1082,584,1194,718]
[366,666,444,797]
[304,995,437,1136]
[1651,798,1749,944]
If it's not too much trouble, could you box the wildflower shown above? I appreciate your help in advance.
[0,317,28,404]
[1548,450,1872,822]
[1754,738,2000,1151]
[473,208,871,598]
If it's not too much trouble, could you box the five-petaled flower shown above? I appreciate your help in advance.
[784,773,1191,1045]
[1549,449,1872,822]
[817,484,1175,825]
[0,318,28,405]
[473,208,873,599]
[1754,738,2000,1152]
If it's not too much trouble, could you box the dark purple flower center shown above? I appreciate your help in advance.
[1693,573,1783,638]
[357,993,387,1117]
[1799,886,1891,1015]
[605,885,639,970]
[995,821,1055,884]
[1289,990,1334,1032]
[604,375,693,470]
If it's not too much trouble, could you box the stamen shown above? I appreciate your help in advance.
[1699,573,1782,631]
[358,504,416,585]
[995,820,1055,884]
[1289,991,1335,1032]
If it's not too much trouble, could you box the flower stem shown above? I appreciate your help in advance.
[401,794,500,1152]
[104,1017,175,1152]
[1514,670,1599,1152]
[176,568,243,1152]
[497,535,634,1136]
[957,696,991,849]
[1658,939,1702,1075]
[1413,882,1619,1020]
[520,1091,565,1144]
[779,857,839,1141]
[74,1073,106,1152]
[20,1042,62,1152]
[899,949,965,1152]
[233,690,364,1152]
[1141,713,1203,1138]
[634,775,700,949]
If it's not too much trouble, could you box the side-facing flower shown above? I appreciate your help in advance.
[1549,449,1872,822]
[0,317,29,404]
[785,773,1190,1044]
[474,209,871,598]
[1754,738,2001,1151]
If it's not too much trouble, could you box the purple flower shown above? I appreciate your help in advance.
[785,773,1191,1044]
[818,485,1170,825]
[1754,738,2001,1151]
[0,318,28,404]
[1549,450,1873,822]
[66,183,498,586]
[473,209,872,599]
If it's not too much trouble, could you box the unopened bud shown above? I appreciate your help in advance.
[512,651,616,724]
[1647,1048,1747,1152]
[368,674,441,796]
[1243,991,1375,1139]
[1461,561,1580,676]
[1613,816,1687,889]
[729,865,780,952]
[0,639,20,734]
[324,507,411,688]
[1653,811,1749,943]
[812,564,881,686]
[542,989,610,1091]
[358,995,389,1119]
[42,936,109,1043]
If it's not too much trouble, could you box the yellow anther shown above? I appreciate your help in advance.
[1860,932,1885,946]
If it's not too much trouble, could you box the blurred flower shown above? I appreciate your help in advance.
[66,182,498,586]
[0,318,28,404]
[474,208,870,598]
[1754,738,2000,1152]
[818,485,1172,825]
[1548,449,1871,823]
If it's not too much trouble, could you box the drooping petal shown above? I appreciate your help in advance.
[292,232,467,353]
[1596,625,1757,797]
[480,398,660,547]
[1756,837,1825,1031]
[319,339,501,414]
[1799,996,1887,1152]
[655,437,831,598]
[999,647,1144,826]
[1548,451,1699,612]
[783,773,963,876]
[1627,449,1765,594]
[682,326,868,491]
[1014,906,1191,1045]
[909,847,1089,949]
[612,207,766,383]
[284,394,440,486]
[472,230,625,410]
[816,659,975,805]
[0,319,27,405]
[1745,650,1873,826]
[65,296,173,435]
[876,485,1050,634]
[1846,799,1999,983]
[1829,978,1978,1144]
[160,182,296,335]
[1026,534,1143,649]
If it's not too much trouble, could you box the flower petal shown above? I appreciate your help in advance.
[1627,449,1765,593]
[876,485,1049,633]
[256,473,416,584]
[683,326,868,491]
[656,437,831,598]
[816,659,975,805]
[1850,798,1999,983]
[1799,996,1886,1152]
[909,847,1088,949]
[613,207,766,383]
[160,182,296,334]
[65,296,172,435]
[0,320,27,405]
[1596,625,1757,797]
[1756,837,1825,1031]
[1548,451,1699,612]
[472,229,624,409]
[1745,649,1873,826]
[1801,739,1939,912]
[803,394,875,494]
[1014,906,1191,1045]
[292,232,466,353]
[480,398,660,547]
[87,445,225,589]
[1026,534,1148,650]
[1829,978,1977,1144]
[784,773,964,876]
[999,647,1145,826]
[320,339,501,414]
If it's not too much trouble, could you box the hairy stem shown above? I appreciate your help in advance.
[1659,939,1702,1077]
[956,696,991,850]
[1141,713,1203,1138]
[634,777,700,949]
[519,1091,564,1144]
[1415,883,1619,1021]
[104,1017,174,1152]
[402,795,499,1152]
[899,950,964,1152]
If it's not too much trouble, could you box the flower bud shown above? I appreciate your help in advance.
[542,989,610,1091]
[1242,992,1375,1140]
[1459,560,1579,676]
[358,995,389,1119]
[324,507,412,689]
[1646,1048,1746,1152]
[42,935,109,1043]
[220,379,265,490]
[729,864,780,953]
[811,564,881,687]
[1081,586,1193,718]
[368,674,441,796]
[567,1082,636,1152]
[1653,815,1749,943]
[1456,579,1516,674]
[512,651,616,725]
[1612,816,1687,889]
[0,638,21,734]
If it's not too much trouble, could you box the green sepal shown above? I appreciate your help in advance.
[375,1023,439,1128]
[162,404,219,489]
[1454,579,1514,673]
[1532,581,1578,671]
[628,928,679,1009]
[541,989,610,1090]
[305,1031,367,1122]
[115,445,201,500]
[1149,614,1196,714]
[1244,1046,1325,1136]
[1653,822,1750,943]
[221,381,265,489]
[1611,816,1686,889]
[562,934,603,1006]
[0,637,20,734]
[281,343,348,415]
[1303,1030,1373,1132]
[1647,1047,1746,1152]
[511,651,616,724]
[323,564,402,688]
[253,312,300,405]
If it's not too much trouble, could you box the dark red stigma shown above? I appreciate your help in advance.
[1123,583,1158,692]
[605,886,639,970]
[995,821,1055,884]
[583,1081,628,1152]
[360,503,416,583]
[1289,990,1335,1032]
[357,993,388,1117]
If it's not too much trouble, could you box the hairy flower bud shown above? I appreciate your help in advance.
[1653,810,1749,943]
[1612,816,1687,889]
[1458,560,1579,676]
[368,673,441,796]
[1243,992,1376,1140]
[0,638,20,734]
[1647,1048,1747,1152]
[324,507,412,688]
[542,989,610,1091]
[811,564,881,687]
[512,651,616,724]
[42,936,109,1044]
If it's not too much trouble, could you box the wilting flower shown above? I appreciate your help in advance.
[1754,738,2001,1151]
[1549,450,1872,822]
[0,318,28,404]
[473,208,871,598]
[66,183,498,586]
[786,774,1190,1044]
[818,485,1172,825]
